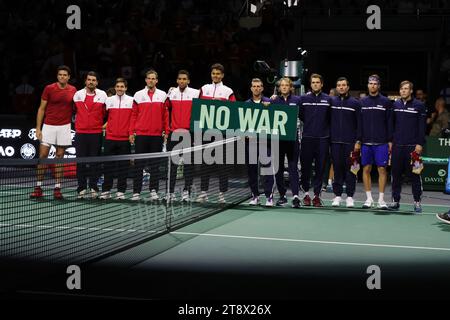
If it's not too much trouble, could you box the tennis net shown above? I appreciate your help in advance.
[0,136,250,264]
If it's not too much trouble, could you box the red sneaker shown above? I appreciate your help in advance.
[313,195,323,207]
[53,187,63,200]
[303,194,311,206]
[30,186,43,199]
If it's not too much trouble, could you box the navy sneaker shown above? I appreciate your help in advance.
[388,201,400,211]
[292,196,301,208]
[276,195,288,206]
[413,202,422,214]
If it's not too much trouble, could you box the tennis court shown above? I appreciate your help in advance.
[2,177,449,299]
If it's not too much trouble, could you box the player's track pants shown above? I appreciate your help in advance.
[391,144,423,202]
[75,133,102,193]
[200,137,229,193]
[275,140,300,197]
[167,132,194,194]
[133,135,163,193]
[300,137,329,195]
[246,137,274,198]
[330,142,356,197]
[102,139,131,193]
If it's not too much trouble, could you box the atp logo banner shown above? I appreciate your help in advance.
[0,129,22,139]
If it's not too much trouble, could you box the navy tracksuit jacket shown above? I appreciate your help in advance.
[299,91,332,195]
[391,98,427,202]
[330,94,361,197]
[359,93,393,144]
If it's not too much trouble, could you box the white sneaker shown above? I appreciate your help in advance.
[99,191,111,200]
[166,193,176,203]
[346,197,354,208]
[377,200,388,209]
[181,190,190,202]
[362,198,374,209]
[248,196,259,206]
[265,196,274,207]
[218,192,226,204]
[332,196,342,207]
[130,193,141,201]
[116,192,125,200]
[91,189,98,199]
[150,189,160,201]
[77,189,87,199]
[196,191,208,203]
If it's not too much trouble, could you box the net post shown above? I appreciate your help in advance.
[165,155,172,230]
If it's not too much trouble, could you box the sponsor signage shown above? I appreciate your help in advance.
[0,124,77,159]
[0,129,21,138]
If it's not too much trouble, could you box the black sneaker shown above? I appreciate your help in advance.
[292,196,301,208]
[388,201,400,211]
[436,211,450,224]
[276,195,288,206]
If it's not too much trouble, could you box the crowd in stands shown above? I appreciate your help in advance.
[1,0,449,131]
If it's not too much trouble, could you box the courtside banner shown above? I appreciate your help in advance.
[190,98,298,141]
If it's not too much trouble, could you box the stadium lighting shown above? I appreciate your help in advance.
[284,0,299,8]
[297,47,308,57]
[250,0,267,14]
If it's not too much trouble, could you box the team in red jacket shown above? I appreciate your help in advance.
[129,70,168,201]
[73,71,107,199]
[197,63,235,204]
[165,70,200,202]
[99,78,134,200]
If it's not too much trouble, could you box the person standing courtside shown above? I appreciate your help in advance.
[388,81,426,213]
[330,77,361,208]
[272,77,302,208]
[99,78,134,200]
[299,74,332,207]
[197,63,236,203]
[246,78,275,207]
[30,65,77,199]
[165,70,200,203]
[129,70,168,201]
[359,74,393,209]
[73,71,107,199]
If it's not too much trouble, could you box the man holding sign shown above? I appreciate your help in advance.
[388,80,426,213]
[245,78,275,206]
[272,77,302,208]
[299,74,332,207]
[197,63,235,203]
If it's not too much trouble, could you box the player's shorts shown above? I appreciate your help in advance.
[361,144,389,167]
[41,123,72,147]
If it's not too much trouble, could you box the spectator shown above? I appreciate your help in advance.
[428,97,449,137]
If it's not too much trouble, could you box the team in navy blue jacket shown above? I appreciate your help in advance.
[272,77,302,208]
[329,77,361,208]
[299,74,332,207]
[245,78,275,207]
[359,75,393,209]
[389,80,427,213]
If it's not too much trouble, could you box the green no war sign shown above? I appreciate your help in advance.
[190,99,298,141]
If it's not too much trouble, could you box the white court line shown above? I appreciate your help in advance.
[171,231,450,252]
[2,220,449,253]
